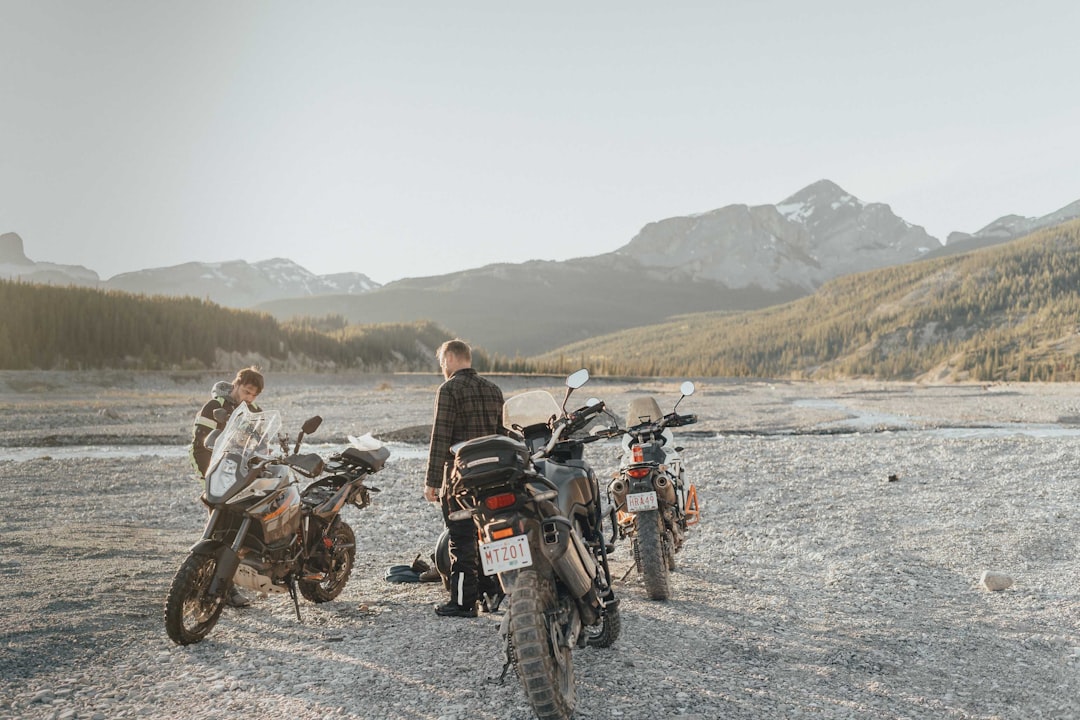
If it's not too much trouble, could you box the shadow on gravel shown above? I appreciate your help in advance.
[0,520,187,683]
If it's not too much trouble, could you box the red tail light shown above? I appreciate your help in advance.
[632,445,644,463]
[627,467,651,479]
[483,493,517,511]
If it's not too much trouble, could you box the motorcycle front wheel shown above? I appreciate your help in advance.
[634,509,671,601]
[509,569,576,720]
[164,553,225,645]
[298,520,356,603]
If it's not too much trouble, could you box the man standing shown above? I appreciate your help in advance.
[425,339,504,618]
[189,366,264,608]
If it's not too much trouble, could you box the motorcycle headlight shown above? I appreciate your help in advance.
[207,457,239,498]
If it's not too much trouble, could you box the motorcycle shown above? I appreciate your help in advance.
[165,405,388,645]
[446,369,620,720]
[606,381,699,600]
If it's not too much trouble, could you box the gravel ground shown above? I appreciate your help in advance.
[2,371,1080,719]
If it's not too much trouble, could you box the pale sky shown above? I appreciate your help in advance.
[2,1,1078,284]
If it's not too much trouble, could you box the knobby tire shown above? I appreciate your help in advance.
[164,553,225,645]
[636,509,670,600]
[509,569,576,720]
[299,521,356,603]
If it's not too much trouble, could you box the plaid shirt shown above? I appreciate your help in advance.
[425,368,505,489]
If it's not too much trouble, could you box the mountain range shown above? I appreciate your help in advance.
[5,179,1079,357]
[0,233,379,307]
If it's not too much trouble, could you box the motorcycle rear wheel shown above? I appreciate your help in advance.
[299,520,356,603]
[509,569,576,720]
[584,601,621,648]
[635,509,671,601]
[164,553,225,645]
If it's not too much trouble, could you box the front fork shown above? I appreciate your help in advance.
[192,508,253,597]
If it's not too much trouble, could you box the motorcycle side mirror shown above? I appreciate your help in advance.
[294,415,323,454]
[561,368,590,412]
[566,369,590,390]
[673,380,696,413]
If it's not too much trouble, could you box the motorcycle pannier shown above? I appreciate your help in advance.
[453,434,530,490]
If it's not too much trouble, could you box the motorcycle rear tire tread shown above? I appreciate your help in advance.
[635,509,671,601]
[508,570,576,720]
[298,521,357,603]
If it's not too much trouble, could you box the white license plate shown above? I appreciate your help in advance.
[480,535,533,575]
[626,490,658,513]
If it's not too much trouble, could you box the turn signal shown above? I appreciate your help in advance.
[483,493,517,511]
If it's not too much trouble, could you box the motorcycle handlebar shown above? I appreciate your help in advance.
[665,412,698,427]
[571,400,605,426]
[534,401,608,459]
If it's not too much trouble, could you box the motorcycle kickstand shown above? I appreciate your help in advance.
[497,658,513,685]
[287,577,303,622]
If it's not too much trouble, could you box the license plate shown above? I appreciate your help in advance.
[626,490,658,513]
[480,535,533,575]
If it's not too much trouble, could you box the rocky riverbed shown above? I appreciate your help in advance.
[2,371,1080,719]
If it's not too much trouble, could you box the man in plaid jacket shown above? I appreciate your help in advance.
[424,339,505,618]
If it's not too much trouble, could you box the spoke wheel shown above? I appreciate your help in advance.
[509,570,576,720]
[299,521,356,603]
[164,553,225,645]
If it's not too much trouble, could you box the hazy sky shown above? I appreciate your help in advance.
[2,2,1078,284]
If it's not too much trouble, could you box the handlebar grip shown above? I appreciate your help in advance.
[566,401,605,433]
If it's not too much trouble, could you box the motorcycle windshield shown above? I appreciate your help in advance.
[627,396,663,425]
[503,390,560,430]
[208,404,282,474]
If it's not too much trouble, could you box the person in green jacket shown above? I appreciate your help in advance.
[187,366,264,607]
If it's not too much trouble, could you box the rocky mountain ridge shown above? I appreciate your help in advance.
[6,180,1080,355]
[615,179,937,291]
[0,232,379,307]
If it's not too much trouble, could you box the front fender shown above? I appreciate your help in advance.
[186,540,240,596]
[187,538,226,557]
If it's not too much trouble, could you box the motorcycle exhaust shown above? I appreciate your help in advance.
[608,478,627,504]
[541,517,597,600]
[653,474,676,505]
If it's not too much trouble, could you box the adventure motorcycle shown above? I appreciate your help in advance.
[607,381,699,600]
[446,369,620,720]
[165,405,388,645]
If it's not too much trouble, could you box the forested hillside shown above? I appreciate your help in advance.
[0,282,454,371]
[8,219,1080,381]
[526,220,1080,382]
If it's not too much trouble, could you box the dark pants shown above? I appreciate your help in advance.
[441,495,500,607]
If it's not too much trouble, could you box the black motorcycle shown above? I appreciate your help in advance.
[446,369,620,720]
[165,406,387,645]
[607,381,698,600]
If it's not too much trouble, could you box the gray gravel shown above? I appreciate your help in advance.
[2,373,1080,719]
